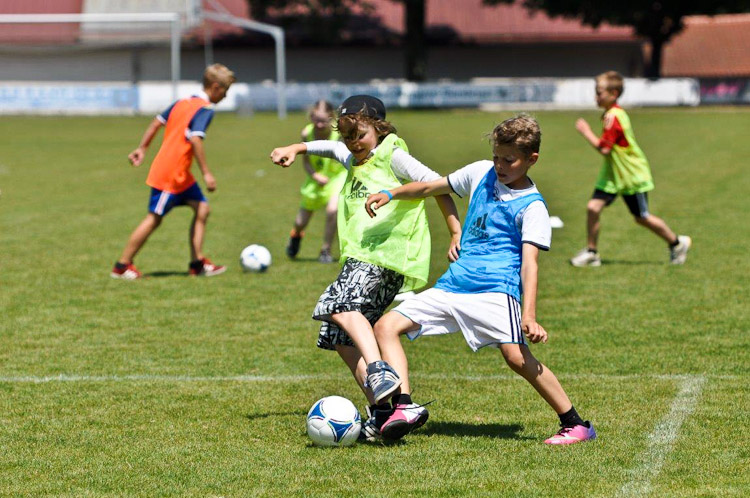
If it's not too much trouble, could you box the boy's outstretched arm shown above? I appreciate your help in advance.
[434,194,462,262]
[189,135,216,192]
[128,118,164,167]
[270,142,307,167]
[520,243,548,344]
[575,118,611,155]
[365,177,452,215]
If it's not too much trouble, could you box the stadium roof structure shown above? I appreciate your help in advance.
[662,14,750,78]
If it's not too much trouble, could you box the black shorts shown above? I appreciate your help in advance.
[313,258,404,351]
[592,189,650,219]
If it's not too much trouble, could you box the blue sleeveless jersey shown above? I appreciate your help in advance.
[435,168,546,301]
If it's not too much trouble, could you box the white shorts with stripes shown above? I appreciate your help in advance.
[393,287,526,351]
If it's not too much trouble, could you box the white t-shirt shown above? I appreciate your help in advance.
[447,160,551,250]
[304,140,441,183]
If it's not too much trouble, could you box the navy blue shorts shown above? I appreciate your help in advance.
[592,189,650,219]
[148,183,206,216]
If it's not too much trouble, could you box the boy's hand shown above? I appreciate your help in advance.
[447,233,461,262]
[203,172,217,192]
[270,146,297,167]
[365,192,391,218]
[522,317,548,344]
[575,118,592,136]
[128,147,146,167]
[312,172,329,186]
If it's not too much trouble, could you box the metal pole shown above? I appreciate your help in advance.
[202,11,287,119]
[171,16,181,102]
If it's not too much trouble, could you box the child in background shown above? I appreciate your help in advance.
[271,95,461,441]
[367,115,596,444]
[571,70,691,267]
[286,101,346,263]
[111,63,235,279]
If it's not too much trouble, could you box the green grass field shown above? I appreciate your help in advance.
[1,108,748,497]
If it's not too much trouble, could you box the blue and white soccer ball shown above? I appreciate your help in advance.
[240,244,272,272]
[306,396,361,447]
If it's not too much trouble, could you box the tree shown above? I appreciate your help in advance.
[246,0,428,81]
[483,0,750,78]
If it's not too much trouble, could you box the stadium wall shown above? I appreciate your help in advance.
[0,78,700,115]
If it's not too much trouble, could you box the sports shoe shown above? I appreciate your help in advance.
[189,258,226,277]
[358,405,393,442]
[318,249,334,264]
[544,422,597,445]
[286,230,303,258]
[366,361,401,404]
[110,262,141,280]
[570,248,602,267]
[669,235,692,265]
[380,403,429,441]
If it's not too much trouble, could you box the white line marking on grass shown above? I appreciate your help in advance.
[0,372,730,384]
[616,375,706,498]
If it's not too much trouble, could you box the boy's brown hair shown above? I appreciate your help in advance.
[336,112,397,144]
[203,63,236,88]
[309,100,334,118]
[596,70,624,97]
[492,114,541,157]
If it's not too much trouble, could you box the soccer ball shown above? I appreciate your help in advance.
[240,244,272,272]
[306,396,361,447]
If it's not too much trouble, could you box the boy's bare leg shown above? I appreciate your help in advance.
[118,213,162,264]
[586,198,607,250]
[330,311,382,365]
[374,311,421,394]
[322,196,338,253]
[499,343,572,414]
[187,200,210,261]
[635,214,678,244]
[336,345,375,405]
[293,208,313,234]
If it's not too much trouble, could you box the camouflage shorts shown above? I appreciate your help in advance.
[313,258,404,351]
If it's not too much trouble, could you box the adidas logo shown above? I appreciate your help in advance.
[467,212,490,239]
[347,179,369,199]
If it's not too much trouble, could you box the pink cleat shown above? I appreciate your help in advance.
[544,422,596,445]
[380,403,429,441]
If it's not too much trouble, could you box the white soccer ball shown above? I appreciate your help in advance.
[240,244,272,272]
[306,396,361,447]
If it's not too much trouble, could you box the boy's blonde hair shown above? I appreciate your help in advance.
[203,63,236,88]
[336,112,397,144]
[596,70,624,97]
[492,114,541,157]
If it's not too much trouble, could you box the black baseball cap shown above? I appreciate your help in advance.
[339,95,386,120]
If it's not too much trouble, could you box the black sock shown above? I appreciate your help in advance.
[558,406,585,428]
[189,259,203,270]
[393,393,412,406]
[587,248,598,254]
[669,239,680,248]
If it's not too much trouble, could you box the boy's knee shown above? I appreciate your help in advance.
[501,346,529,373]
[198,202,210,219]
[374,312,410,341]
[586,200,603,214]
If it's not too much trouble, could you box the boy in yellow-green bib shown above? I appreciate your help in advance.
[286,101,346,263]
[271,95,460,442]
[571,71,691,267]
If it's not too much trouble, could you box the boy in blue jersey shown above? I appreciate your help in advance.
[365,115,596,444]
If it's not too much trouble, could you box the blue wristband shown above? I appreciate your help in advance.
[379,189,393,200]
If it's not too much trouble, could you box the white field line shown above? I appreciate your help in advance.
[616,375,707,498]
[0,372,731,384]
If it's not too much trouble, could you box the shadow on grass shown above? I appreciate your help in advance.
[419,421,532,440]
[142,271,190,278]
[244,411,307,421]
[599,259,662,266]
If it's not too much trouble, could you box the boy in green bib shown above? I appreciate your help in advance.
[271,95,460,441]
[286,101,347,263]
[571,71,691,267]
